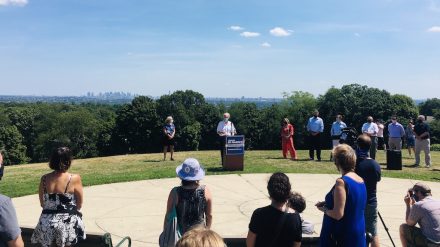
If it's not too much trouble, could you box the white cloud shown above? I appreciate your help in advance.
[269,27,293,37]
[240,31,260,38]
[229,26,244,31]
[0,0,28,6]
[354,32,361,37]
[261,42,271,48]
[427,26,440,32]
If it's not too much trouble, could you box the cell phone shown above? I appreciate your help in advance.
[408,189,414,197]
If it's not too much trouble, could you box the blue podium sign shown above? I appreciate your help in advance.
[225,135,245,155]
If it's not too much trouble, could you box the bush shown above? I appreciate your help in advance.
[430,144,440,151]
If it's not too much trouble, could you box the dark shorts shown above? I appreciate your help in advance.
[365,204,378,236]
[377,137,385,149]
[401,224,440,246]
[162,136,175,146]
[406,137,415,147]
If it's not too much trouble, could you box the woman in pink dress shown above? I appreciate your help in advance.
[280,118,297,160]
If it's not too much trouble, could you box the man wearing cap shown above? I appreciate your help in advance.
[0,153,24,247]
[362,116,379,159]
[400,183,440,246]
[413,115,431,168]
[217,113,236,164]
[306,110,324,161]
[387,115,405,151]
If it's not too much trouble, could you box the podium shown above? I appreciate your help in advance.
[222,135,245,171]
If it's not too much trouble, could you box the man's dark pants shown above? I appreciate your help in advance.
[219,136,226,164]
[309,133,321,161]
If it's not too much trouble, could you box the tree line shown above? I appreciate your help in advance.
[0,84,438,165]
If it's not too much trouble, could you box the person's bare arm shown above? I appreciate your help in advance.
[404,192,417,226]
[73,174,84,210]
[38,176,44,208]
[205,186,213,229]
[163,189,175,230]
[318,179,346,220]
[246,231,256,247]
[292,241,301,247]
[7,235,24,247]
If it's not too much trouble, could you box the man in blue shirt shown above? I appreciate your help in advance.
[387,116,406,151]
[0,153,24,247]
[355,135,381,247]
[331,115,347,147]
[306,110,324,161]
[330,115,347,161]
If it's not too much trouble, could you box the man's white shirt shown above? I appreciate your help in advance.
[217,121,236,136]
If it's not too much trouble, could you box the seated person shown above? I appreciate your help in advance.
[400,183,440,246]
[287,191,315,234]
[0,152,24,247]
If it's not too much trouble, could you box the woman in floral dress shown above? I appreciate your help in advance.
[31,147,86,247]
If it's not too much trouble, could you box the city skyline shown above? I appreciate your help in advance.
[0,0,439,98]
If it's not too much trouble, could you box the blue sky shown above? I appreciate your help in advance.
[0,0,439,98]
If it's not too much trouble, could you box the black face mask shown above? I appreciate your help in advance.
[413,194,420,202]
[417,119,423,123]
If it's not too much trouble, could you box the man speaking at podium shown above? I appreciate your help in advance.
[217,112,237,164]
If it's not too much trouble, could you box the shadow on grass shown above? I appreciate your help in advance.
[142,159,163,163]
[264,157,287,160]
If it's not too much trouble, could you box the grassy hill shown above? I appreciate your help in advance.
[2,150,438,198]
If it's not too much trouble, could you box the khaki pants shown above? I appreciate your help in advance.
[415,138,431,166]
[388,137,402,150]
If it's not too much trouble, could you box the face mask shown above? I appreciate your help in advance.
[418,119,423,123]
[336,118,341,122]
[367,120,372,123]
[392,120,397,124]
[413,194,420,202]
[170,120,174,124]
[224,118,229,122]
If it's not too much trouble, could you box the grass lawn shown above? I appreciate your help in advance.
[2,150,439,198]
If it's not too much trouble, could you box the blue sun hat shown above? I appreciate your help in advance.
[176,158,205,181]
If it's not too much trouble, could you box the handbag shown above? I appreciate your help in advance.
[159,189,182,247]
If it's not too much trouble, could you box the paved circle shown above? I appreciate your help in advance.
[13,174,440,247]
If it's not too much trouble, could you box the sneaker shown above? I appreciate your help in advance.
[170,158,175,161]
[425,165,431,168]
[309,158,314,161]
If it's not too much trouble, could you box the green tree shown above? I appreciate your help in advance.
[0,125,28,165]
[281,91,318,149]
[419,98,440,116]
[229,102,262,150]
[113,96,160,153]
[156,90,207,151]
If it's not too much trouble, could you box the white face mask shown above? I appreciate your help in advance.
[224,118,229,122]
[392,120,397,124]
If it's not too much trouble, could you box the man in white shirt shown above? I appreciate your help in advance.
[362,116,379,159]
[217,112,236,164]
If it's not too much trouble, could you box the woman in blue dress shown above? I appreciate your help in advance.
[316,144,367,247]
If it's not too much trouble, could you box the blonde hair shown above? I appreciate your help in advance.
[283,118,290,124]
[176,227,225,247]
[332,144,356,172]
[165,116,173,123]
